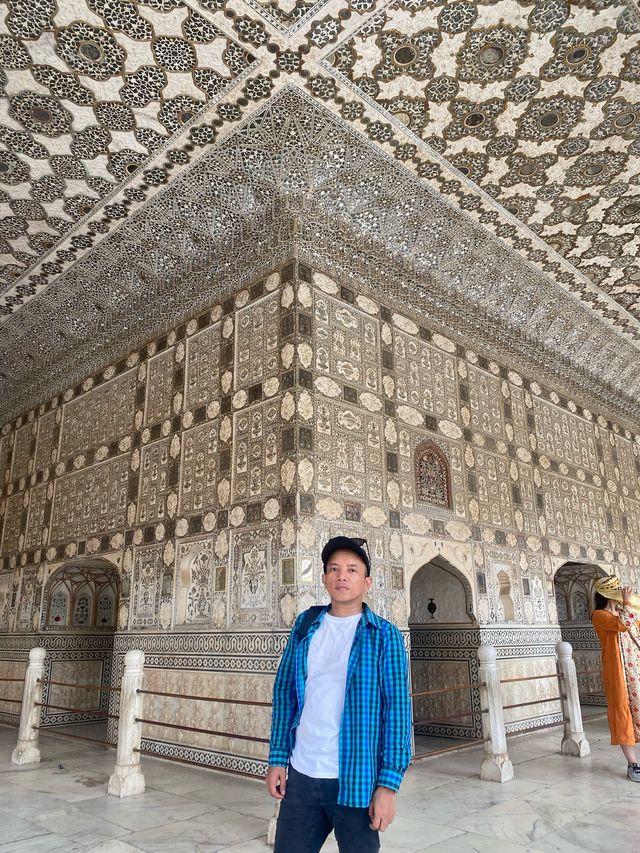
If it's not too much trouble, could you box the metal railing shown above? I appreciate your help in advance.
[31,677,120,750]
[8,648,271,795]
[497,668,565,742]
[0,676,24,705]
[407,640,594,782]
[0,675,25,725]
[410,680,485,760]
[131,684,271,779]
[8,639,597,797]
[499,665,601,740]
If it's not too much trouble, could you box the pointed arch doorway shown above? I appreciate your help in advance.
[408,554,482,751]
[553,561,606,707]
[40,557,121,737]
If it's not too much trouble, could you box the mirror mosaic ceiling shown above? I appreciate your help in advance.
[1,0,640,424]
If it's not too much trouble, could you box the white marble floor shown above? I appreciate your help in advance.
[1,716,638,852]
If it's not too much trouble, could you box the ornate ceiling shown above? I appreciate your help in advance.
[1,0,640,425]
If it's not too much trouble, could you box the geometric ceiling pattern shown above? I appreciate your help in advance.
[0,0,254,287]
[1,0,640,426]
[330,0,640,310]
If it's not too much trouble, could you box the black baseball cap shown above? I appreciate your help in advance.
[321,536,371,576]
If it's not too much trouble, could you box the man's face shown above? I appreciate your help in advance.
[322,548,372,606]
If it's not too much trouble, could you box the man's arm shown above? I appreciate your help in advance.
[368,623,412,831]
[266,615,302,797]
[377,623,412,792]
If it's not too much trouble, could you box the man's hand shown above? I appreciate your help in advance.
[368,786,396,832]
[266,766,287,800]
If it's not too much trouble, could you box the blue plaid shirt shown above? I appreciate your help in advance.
[269,604,412,808]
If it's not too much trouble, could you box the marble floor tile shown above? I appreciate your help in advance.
[122,809,267,852]
[27,806,132,844]
[7,762,111,802]
[0,715,633,853]
[531,819,640,852]
[449,798,583,846]
[415,832,538,853]
[139,764,228,796]
[397,768,467,793]
[396,776,547,824]
[78,789,213,832]
[408,749,483,779]
[525,776,636,813]
[0,813,50,846]
[179,774,268,806]
[224,796,280,822]
[0,787,69,819]
[380,816,464,851]
[0,832,87,852]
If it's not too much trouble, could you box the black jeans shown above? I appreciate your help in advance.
[274,766,380,853]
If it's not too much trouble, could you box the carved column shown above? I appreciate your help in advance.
[556,640,590,758]
[108,649,146,797]
[477,644,514,783]
[11,646,46,765]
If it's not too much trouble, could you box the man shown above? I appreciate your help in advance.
[266,535,412,852]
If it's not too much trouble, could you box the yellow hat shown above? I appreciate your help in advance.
[594,576,640,609]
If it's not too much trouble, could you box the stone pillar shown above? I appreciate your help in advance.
[477,645,514,783]
[11,646,46,765]
[556,640,590,758]
[108,649,146,797]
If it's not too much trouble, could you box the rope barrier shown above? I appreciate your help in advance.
[0,697,22,704]
[0,677,25,683]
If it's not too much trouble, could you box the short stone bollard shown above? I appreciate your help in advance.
[11,646,47,765]
[556,641,590,758]
[267,800,280,847]
[477,644,514,783]
[108,649,146,797]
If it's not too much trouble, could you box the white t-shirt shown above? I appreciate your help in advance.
[290,611,361,778]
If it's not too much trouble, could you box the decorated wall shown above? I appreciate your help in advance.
[1,257,639,765]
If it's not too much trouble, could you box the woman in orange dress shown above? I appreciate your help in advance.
[591,576,640,782]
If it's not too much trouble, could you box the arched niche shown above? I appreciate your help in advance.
[39,557,121,738]
[408,553,481,746]
[552,561,607,708]
[42,557,120,631]
[409,556,476,625]
[403,537,474,604]
[497,570,515,621]
[553,561,606,624]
